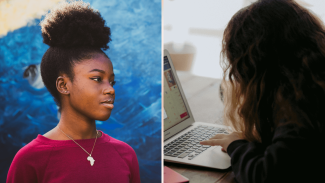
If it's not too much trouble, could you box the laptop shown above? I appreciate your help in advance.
[163,49,231,169]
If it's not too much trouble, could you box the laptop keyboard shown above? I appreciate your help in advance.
[164,125,229,160]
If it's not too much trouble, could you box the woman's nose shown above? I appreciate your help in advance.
[103,82,115,95]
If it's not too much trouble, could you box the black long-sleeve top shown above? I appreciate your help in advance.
[227,120,325,183]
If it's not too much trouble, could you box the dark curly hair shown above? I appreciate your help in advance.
[40,1,111,111]
[221,0,325,141]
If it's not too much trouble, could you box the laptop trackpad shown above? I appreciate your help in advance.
[191,146,231,169]
[210,146,231,159]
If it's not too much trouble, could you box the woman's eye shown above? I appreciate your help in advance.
[92,77,102,82]
[110,81,116,86]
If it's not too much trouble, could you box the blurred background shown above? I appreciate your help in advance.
[163,0,325,79]
[0,0,161,182]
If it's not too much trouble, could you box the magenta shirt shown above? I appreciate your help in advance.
[6,130,141,183]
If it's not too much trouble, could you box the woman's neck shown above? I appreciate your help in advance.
[43,109,101,140]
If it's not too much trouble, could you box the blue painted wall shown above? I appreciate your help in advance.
[0,0,161,182]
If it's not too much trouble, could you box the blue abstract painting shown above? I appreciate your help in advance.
[0,0,161,182]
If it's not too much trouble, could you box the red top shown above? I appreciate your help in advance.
[6,130,141,183]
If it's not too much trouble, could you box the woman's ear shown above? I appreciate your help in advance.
[56,75,70,95]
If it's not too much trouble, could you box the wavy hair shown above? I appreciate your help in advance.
[221,0,325,142]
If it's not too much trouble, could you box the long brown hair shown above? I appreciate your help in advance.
[221,0,325,142]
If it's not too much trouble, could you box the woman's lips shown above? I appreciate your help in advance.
[101,103,114,109]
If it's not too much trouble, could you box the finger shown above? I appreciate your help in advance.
[221,147,227,153]
[200,139,221,146]
[209,133,226,140]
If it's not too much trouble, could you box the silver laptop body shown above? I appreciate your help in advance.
[163,49,231,169]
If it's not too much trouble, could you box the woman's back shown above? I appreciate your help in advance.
[201,0,325,182]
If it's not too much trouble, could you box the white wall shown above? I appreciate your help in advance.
[163,0,325,79]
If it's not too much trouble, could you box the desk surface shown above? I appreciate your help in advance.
[164,72,236,183]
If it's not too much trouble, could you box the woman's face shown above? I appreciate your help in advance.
[67,53,115,121]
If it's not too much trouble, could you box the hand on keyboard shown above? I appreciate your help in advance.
[200,132,242,153]
[164,125,229,160]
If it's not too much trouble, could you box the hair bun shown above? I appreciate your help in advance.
[40,1,111,50]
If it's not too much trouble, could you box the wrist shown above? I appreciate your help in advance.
[227,139,248,156]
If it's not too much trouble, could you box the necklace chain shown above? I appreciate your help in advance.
[58,126,98,157]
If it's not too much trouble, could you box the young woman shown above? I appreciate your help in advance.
[7,1,140,182]
[201,0,325,182]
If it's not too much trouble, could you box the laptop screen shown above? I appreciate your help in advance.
[164,56,190,131]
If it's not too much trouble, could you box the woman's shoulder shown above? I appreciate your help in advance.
[14,136,54,162]
[103,133,137,160]
[9,136,53,173]
[101,133,140,181]
[106,135,135,152]
[7,136,55,182]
